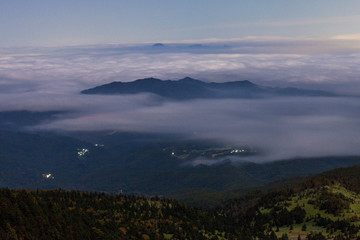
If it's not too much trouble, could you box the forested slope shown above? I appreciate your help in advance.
[4,164,360,239]
[0,189,240,240]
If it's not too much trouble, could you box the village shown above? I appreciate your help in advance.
[168,146,257,160]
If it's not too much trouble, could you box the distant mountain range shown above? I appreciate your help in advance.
[81,77,335,100]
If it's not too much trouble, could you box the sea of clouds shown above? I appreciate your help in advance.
[1,37,360,162]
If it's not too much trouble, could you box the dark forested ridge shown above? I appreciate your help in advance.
[0,189,242,240]
[3,165,360,239]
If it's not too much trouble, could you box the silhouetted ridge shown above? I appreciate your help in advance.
[152,43,165,47]
[81,77,335,100]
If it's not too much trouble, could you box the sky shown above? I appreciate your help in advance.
[1,1,360,162]
[1,1,360,47]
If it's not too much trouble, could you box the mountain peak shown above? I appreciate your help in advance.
[152,43,165,47]
[134,77,162,83]
[181,76,196,81]
[240,80,257,86]
[178,77,204,83]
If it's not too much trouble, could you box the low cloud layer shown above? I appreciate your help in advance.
[1,38,360,94]
[31,96,360,162]
[0,38,360,162]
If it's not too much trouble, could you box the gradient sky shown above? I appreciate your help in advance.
[1,0,360,47]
